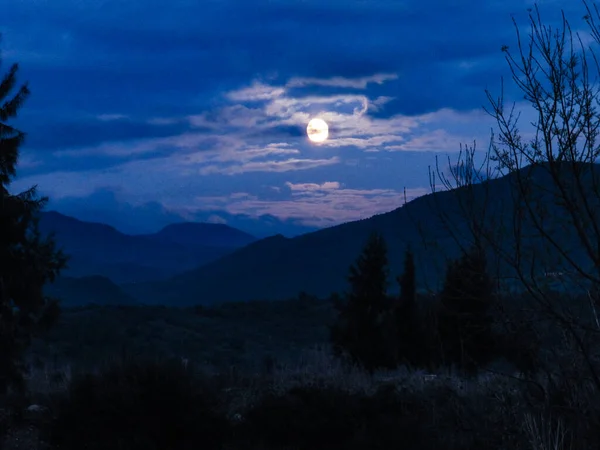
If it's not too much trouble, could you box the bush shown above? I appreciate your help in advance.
[45,356,230,450]
[237,384,432,450]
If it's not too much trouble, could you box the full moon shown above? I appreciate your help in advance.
[307,118,329,143]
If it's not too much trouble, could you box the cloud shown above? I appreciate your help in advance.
[96,113,129,121]
[206,214,227,224]
[5,0,592,236]
[45,187,188,234]
[286,73,399,89]
[188,105,267,129]
[5,0,588,123]
[285,181,341,191]
[146,117,182,125]
[191,181,430,228]
[226,83,287,102]
[384,129,461,152]
[20,114,193,156]
[24,69,495,179]
[46,187,317,236]
[198,157,341,175]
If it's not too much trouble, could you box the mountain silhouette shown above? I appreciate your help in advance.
[141,222,256,248]
[39,211,257,284]
[122,163,599,305]
[44,275,139,307]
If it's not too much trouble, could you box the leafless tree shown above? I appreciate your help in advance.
[426,1,600,389]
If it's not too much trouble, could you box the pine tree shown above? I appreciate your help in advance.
[329,232,397,372]
[0,36,68,392]
[398,246,416,307]
[436,245,496,375]
[395,246,419,366]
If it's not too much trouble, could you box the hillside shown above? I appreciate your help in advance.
[144,222,256,248]
[44,275,140,307]
[39,211,257,284]
[123,163,600,305]
[121,199,459,305]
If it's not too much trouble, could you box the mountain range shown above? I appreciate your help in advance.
[39,211,256,284]
[43,163,599,307]
[39,211,257,306]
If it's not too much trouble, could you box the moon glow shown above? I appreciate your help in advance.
[307,118,329,143]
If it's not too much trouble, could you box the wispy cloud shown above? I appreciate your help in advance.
[7,0,587,234]
[189,182,430,227]
[286,73,399,89]
[146,117,182,125]
[285,181,341,191]
[226,83,286,102]
[96,113,129,121]
[198,157,341,175]
[15,69,506,233]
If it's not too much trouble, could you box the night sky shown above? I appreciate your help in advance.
[1,0,590,237]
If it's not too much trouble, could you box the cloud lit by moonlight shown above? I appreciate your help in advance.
[307,118,329,143]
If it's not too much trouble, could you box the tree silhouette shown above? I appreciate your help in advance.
[437,245,496,375]
[395,246,420,366]
[398,246,416,307]
[425,1,600,389]
[329,232,397,372]
[0,35,67,392]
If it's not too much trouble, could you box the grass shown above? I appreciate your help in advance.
[1,343,598,449]
[523,414,572,450]
[1,298,599,449]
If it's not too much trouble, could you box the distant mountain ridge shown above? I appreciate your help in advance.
[39,211,257,285]
[141,222,256,248]
[45,275,139,308]
[122,163,600,305]
[41,163,600,307]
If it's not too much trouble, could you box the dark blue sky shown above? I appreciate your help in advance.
[0,0,592,236]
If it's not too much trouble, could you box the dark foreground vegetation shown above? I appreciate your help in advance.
[5,1,600,449]
[0,339,597,450]
[0,290,597,450]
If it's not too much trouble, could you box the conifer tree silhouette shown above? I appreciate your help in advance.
[436,245,495,375]
[0,35,67,392]
[329,232,397,372]
[395,246,420,366]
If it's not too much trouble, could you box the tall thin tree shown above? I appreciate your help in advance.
[0,35,67,392]
[329,231,397,372]
[437,245,496,375]
[395,246,419,366]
